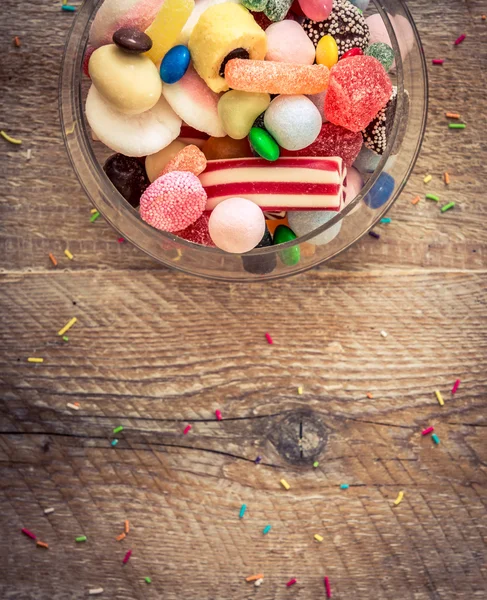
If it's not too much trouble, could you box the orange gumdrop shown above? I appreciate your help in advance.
[161,144,207,176]
[202,136,253,160]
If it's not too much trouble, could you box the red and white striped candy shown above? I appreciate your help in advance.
[200,157,346,211]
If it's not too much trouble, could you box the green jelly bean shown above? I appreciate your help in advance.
[273,225,300,266]
[248,127,279,162]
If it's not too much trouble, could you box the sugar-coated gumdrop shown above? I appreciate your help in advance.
[248,127,280,161]
[349,0,369,10]
[113,27,153,53]
[140,171,207,231]
[225,59,329,95]
[264,95,321,151]
[218,91,271,140]
[145,140,187,182]
[273,224,300,266]
[202,136,253,160]
[288,210,342,245]
[281,122,362,167]
[162,144,207,176]
[324,55,392,132]
[242,226,277,275]
[175,212,215,246]
[297,0,333,22]
[315,34,338,69]
[86,86,181,157]
[365,42,394,72]
[265,20,315,65]
[363,171,394,209]
[83,46,95,78]
[362,87,397,154]
[306,90,327,122]
[242,0,268,11]
[89,45,162,115]
[343,166,363,207]
[144,0,194,64]
[89,0,164,47]
[340,47,364,60]
[162,65,225,137]
[160,45,191,84]
[264,0,293,23]
[178,0,241,45]
[104,153,150,207]
[209,197,266,253]
[189,3,267,93]
[365,14,414,70]
[303,0,369,57]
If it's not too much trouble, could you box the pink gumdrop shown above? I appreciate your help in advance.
[209,197,265,253]
[175,213,215,246]
[343,166,364,207]
[140,171,207,232]
[265,20,315,65]
[281,122,363,167]
[82,46,95,78]
[297,0,333,21]
[325,55,392,133]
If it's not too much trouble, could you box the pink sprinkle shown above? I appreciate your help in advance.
[22,528,36,540]
[265,332,273,345]
[422,426,434,436]
[117,237,125,243]
[286,578,297,587]
[183,424,192,435]
[432,59,444,65]
[454,34,466,45]
[122,549,132,564]
[215,410,222,421]
[451,379,461,394]
[324,576,332,598]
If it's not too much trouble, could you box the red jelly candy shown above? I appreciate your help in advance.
[281,122,362,167]
[340,47,364,60]
[175,213,215,246]
[325,55,392,133]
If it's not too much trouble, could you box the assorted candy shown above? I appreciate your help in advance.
[85,0,404,271]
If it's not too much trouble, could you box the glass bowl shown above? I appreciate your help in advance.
[60,0,427,281]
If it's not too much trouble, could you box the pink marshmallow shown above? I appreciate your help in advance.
[265,20,316,65]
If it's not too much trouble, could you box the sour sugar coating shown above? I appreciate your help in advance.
[162,144,207,176]
[104,153,150,207]
[140,171,207,231]
[281,122,363,167]
[303,0,369,57]
[209,197,266,253]
[242,0,268,11]
[264,95,322,151]
[145,140,187,182]
[264,0,293,22]
[265,20,315,65]
[144,0,194,64]
[325,55,392,132]
[175,213,215,246]
[365,42,394,72]
[362,87,397,154]
[225,59,329,95]
[297,0,333,22]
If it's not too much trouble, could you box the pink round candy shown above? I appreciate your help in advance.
[297,0,333,22]
[209,197,266,253]
[343,166,364,207]
[140,171,207,232]
[265,20,315,65]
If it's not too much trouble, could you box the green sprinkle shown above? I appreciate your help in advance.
[380,218,391,224]
[90,211,101,223]
[239,504,246,519]
[62,336,69,342]
[111,439,119,447]
[62,4,76,11]
[113,426,124,434]
[425,194,440,202]
[340,484,349,490]
[75,535,87,543]
[262,525,271,535]
[431,433,440,444]
[441,202,455,213]
[313,461,319,468]
[449,123,466,129]
[145,577,152,584]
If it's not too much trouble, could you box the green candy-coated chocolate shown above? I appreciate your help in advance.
[249,127,280,161]
[273,225,300,266]
[365,42,394,72]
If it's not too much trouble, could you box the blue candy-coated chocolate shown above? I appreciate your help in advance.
[160,45,191,84]
[363,172,395,209]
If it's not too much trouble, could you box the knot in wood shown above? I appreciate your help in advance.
[270,410,328,465]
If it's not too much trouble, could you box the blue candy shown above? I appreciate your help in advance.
[160,45,190,84]
[363,172,395,209]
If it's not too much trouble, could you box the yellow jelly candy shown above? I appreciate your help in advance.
[218,91,270,140]
[145,0,194,64]
[316,34,338,69]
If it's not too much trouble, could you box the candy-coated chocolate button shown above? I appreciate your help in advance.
[160,45,191,84]
[113,27,153,53]
[248,127,280,161]
[273,224,300,266]
[315,34,339,69]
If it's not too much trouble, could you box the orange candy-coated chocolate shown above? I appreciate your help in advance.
[162,145,207,176]
[202,136,253,160]
[225,59,329,95]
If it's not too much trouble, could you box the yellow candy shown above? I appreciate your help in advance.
[145,0,194,64]
[315,34,338,69]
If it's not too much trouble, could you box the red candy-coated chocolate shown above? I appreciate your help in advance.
[325,55,392,132]
[340,47,364,60]
[175,213,215,246]
[281,122,363,166]
[140,171,207,232]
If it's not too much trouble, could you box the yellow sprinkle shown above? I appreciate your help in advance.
[280,479,290,490]
[173,248,183,262]
[423,174,432,184]
[435,390,444,406]
[65,122,76,135]
[64,249,74,260]
[314,534,324,542]
[393,491,405,506]
[1,130,22,145]
[90,208,98,214]
[297,386,303,395]
[27,357,44,363]
[58,317,77,337]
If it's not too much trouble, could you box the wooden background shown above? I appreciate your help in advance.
[1,0,486,598]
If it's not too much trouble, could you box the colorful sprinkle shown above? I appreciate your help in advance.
[58,317,77,336]
[369,230,380,239]
[64,249,74,260]
[62,4,76,11]
[117,237,126,243]
[297,386,303,395]
[14,36,21,47]
[145,577,152,584]
[262,525,271,535]
[62,336,69,342]
[314,534,324,542]
[22,528,36,540]
[425,194,440,202]
[451,379,461,394]
[88,588,104,595]
[116,533,126,541]
[432,59,444,65]
[183,424,192,435]
[423,174,432,184]
[113,426,124,434]
[393,490,404,506]
[36,540,49,549]
[422,426,434,436]
[90,211,101,223]
[75,536,87,543]
[1,130,22,145]
[313,461,319,468]
[449,123,466,129]
[411,195,421,205]
[246,573,264,582]
[124,520,130,534]
[366,392,373,399]
[432,433,440,445]
[49,253,58,267]
[444,172,450,185]
[441,202,455,213]
[435,390,445,406]
[255,578,264,587]
[380,330,388,338]
[265,332,273,345]
[26,148,32,160]
[67,403,80,411]
[239,504,247,518]
[255,456,262,464]
[215,410,222,421]
[122,550,132,564]
[380,218,391,224]
[286,578,297,587]
[111,439,119,447]
[454,34,466,45]
[445,112,460,119]
[340,483,349,490]
[43,508,55,515]
[27,357,44,363]
[324,576,332,598]
[280,479,290,490]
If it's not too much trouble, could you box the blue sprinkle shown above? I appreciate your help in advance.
[254,456,262,464]
[340,484,349,490]
[262,525,271,535]
[239,504,246,519]
[62,4,77,11]
[431,434,440,445]
[380,218,392,224]
[111,439,119,447]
